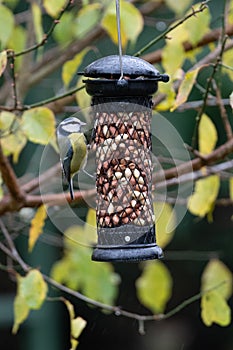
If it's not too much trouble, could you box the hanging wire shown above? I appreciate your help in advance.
[116,0,124,79]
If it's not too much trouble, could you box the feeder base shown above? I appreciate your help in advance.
[92,244,163,262]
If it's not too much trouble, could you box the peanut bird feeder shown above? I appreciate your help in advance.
[82,55,169,262]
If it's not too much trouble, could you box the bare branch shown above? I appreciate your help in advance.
[213,79,233,140]
[0,143,25,204]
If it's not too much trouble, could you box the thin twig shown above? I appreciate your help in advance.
[134,1,208,57]
[8,52,19,109]
[191,35,229,148]
[213,79,233,140]
[9,0,73,59]
[0,221,228,326]
[0,219,28,271]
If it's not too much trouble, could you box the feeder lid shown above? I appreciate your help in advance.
[82,55,169,80]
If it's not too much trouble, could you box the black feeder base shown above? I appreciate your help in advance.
[92,244,163,262]
[91,224,163,262]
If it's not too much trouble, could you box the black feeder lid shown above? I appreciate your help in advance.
[81,55,169,97]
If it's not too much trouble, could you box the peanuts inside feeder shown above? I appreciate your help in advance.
[82,55,169,262]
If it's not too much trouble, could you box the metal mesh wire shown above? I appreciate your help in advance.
[92,98,155,235]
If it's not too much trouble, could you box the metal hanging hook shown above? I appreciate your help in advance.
[116,0,124,80]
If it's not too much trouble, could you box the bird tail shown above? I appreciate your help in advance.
[69,177,74,200]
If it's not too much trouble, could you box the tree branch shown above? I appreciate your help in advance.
[142,24,233,64]
[0,143,25,204]
[135,1,208,57]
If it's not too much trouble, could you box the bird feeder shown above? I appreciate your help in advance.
[82,55,169,262]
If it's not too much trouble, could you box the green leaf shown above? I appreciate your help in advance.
[2,0,19,8]
[0,50,7,76]
[201,291,231,327]
[42,0,66,18]
[22,107,55,145]
[188,175,220,217]
[62,48,89,87]
[18,270,48,309]
[0,5,14,48]
[28,204,47,252]
[136,260,172,313]
[184,3,211,46]
[51,222,119,305]
[165,0,192,16]
[32,3,44,44]
[73,3,101,39]
[201,259,233,301]
[53,11,75,45]
[171,65,206,111]
[153,202,176,248]
[199,114,218,155]
[101,0,143,48]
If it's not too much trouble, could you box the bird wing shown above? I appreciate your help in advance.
[62,146,73,182]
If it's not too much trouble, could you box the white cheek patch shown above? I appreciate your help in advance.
[62,123,80,133]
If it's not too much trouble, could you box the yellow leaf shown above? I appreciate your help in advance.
[22,107,55,145]
[184,3,211,46]
[0,5,14,48]
[62,48,89,87]
[75,79,91,110]
[18,270,48,309]
[171,65,206,111]
[28,204,47,252]
[0,50,7,77]
[84,208,98,244]
[201,259,233,301]
[155,81,176,111]
[229,178,233,200]
[153,202,176,248]
[12,295,30,334]
[71,317,87,339]
[42,0,66,18]
[136,260,172,313]
[101,0,143,48]
[162,42,185,76]
[188,175,220,217]
[7,25,26,71]
[199,114,217,155]
[165,0,192,16]
[63,299,86,350]
[13,270,48,333]
[32,3,43,44]
[223,50,233,81]
[228,0,233,25]
[201,291,231,327]
[0,112,27,163]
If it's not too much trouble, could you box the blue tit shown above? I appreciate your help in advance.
[56,117,88,200]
